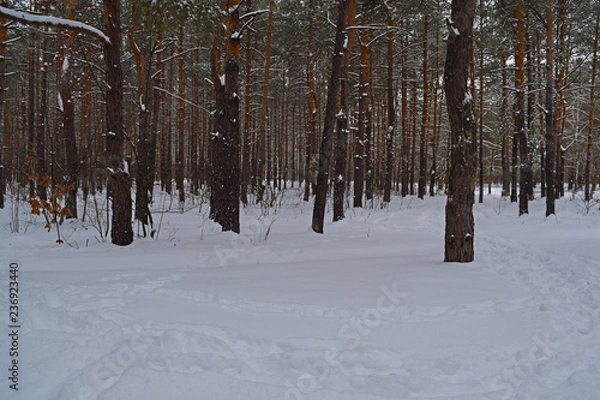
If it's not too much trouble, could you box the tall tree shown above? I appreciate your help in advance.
[585,10,600,202]
[514,0,529,215]
[383,0,395,204]
[304,0,318,202]
[312,0,348,233]
[256,0,274,202]
[333,0,356,221]
[105,0,133,245]
[61,0,78,217]
[241,0,252,205]
[444,0,477,262]
[545,0,555,215]
[210,0,241,233]
[176,23,186,204]
[418,13,429,200]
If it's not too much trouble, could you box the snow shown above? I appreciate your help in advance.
[61,55,69,75]
[463,92,473,107]
[57,92,64,113]
[0,6,109,44]
[0,188,599,399]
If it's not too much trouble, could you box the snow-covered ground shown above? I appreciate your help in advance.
[1,187,599,400]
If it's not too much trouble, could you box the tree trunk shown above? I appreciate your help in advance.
[61,0,78,218]
[400,25,409,197]
[444,0,477,263]
[210,1,241,233]
[515,0,529,215]
[418,14,429,200]
[312,0,347,233]
[241,0,252,205]
[545,0,555,215]
[256,0,274,202]
[477,0,484,204]
[383,3,395,204]
[128,2,156,233]
[105,0,133,246]
[304,0,317,202]
[429,15,441,197]
[500,52,511,197]
[176,24,186,204]
[37,31,48,201]
[28,29,36,199]
[333,0,355,221]
[354,33,369,208]
[585,11,599,201]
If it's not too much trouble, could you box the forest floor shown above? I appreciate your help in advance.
[1,186,599,400]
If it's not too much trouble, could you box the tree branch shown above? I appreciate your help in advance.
[0,6,109,44]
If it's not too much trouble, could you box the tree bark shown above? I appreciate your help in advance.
[444,0,477,263]
[383,2,395,204]
[418,14,429,200]
[105,0,133,246]
[353,33,369,208]
[304,0,318,202]
[176,24,186,204]
[585,11,599,201]
[256,0,274,202]
[210,0,241,233]
[333,0,355,221]
[312,0,347,233]
[241,0,252,205]
[515,0,529,215]
[61,0,78,218]
[545,0,555,215]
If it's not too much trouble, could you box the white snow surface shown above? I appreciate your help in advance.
[1,188,599,400]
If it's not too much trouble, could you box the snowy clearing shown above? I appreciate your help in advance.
[0,188,599,399]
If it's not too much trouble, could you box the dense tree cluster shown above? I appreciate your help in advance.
[0,0,598,257]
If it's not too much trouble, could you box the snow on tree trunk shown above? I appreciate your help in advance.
[443,0,477,263]
[312,0,348,233]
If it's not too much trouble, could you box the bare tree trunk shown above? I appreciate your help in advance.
[304,0,318,202]
[444,0,477,263]
[128,2,157,233]
[477,0,484,204]
[176,24,186,204]
[585,11,599,201]
[256,0,274,202]
[61,0,78,217]
[545,0,555,215]
[400,25,409,197]
[418,14,429,200]
[354,33,369,208]
[333,0,355,221]
[28,29,36,199]
[105,0,133,246]
[37,31,49,201]
[500,52,511,197]
[429,11,441,197]
[410,74,417,196]
[312,0,347,233]
[210,0,241,233]
[241,0,252,205]
[383,2,395,204]
[515,0,529,215]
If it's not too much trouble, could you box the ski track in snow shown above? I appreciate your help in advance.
[0,191,599,399]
